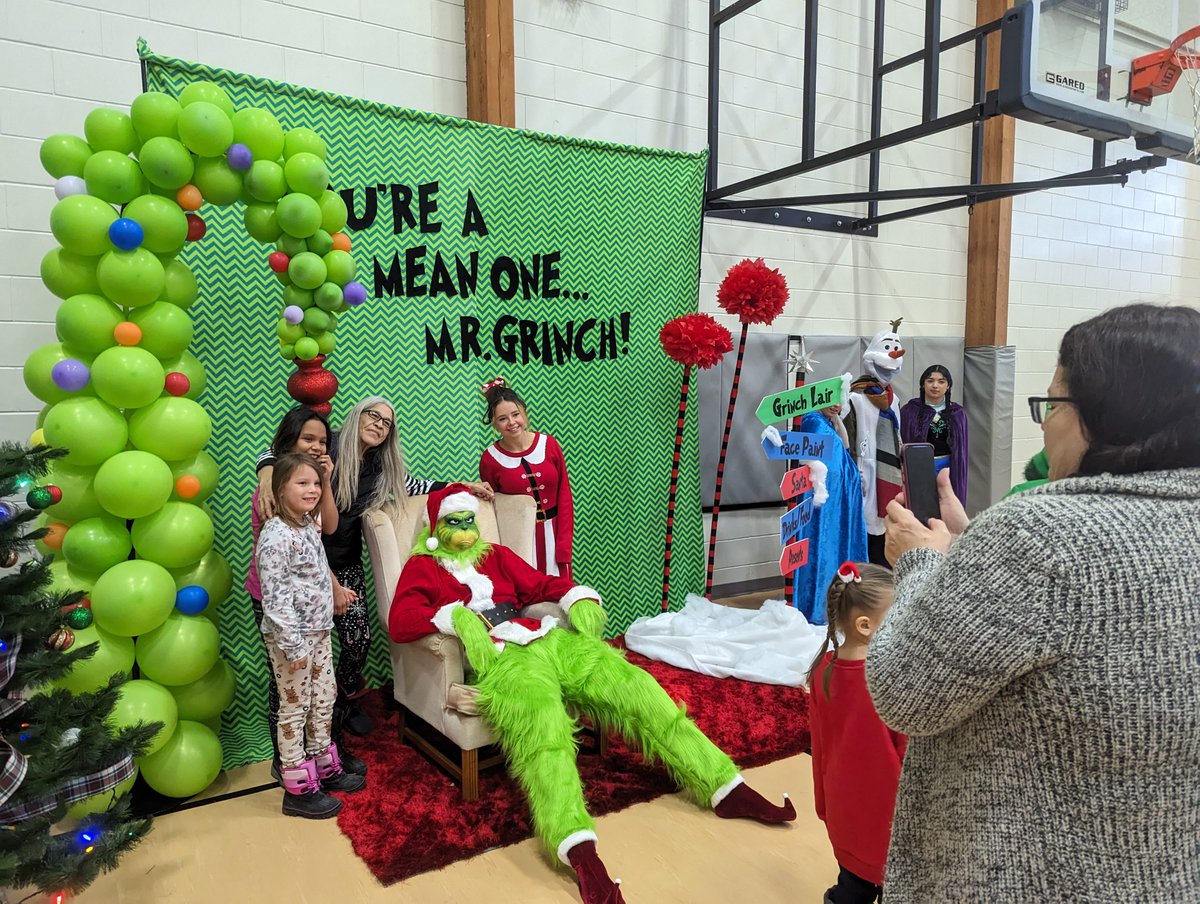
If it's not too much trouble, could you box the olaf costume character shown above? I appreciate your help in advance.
[388,484,796,904]
[843,320,905,565]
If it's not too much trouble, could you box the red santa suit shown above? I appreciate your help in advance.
[388,543,597,648]
[479,432,574,579]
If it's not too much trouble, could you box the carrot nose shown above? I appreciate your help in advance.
[889,348,905,359]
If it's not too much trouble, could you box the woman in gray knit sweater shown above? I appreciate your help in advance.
[867,303,1200,903]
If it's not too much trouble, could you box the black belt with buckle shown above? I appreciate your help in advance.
[535,505,559,523]
[475,603,521,630]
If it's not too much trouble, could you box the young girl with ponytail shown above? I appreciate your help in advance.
[807,562,906,904]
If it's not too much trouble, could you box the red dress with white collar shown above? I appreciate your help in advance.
[479,432,574,579]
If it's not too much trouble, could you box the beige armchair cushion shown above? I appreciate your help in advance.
[363,492,538,751]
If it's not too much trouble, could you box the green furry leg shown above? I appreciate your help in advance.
[475,640,595,861]
[560,633,739,804]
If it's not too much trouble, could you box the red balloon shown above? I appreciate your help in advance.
[268,252,290,273]
[164,372,191,397]
[186,214,206,241]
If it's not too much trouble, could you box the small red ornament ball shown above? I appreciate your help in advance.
[268,252,290,273]
[164,372,191,397]
[46,485,63,504]
[186,214,207,242]
[47,627,74,651]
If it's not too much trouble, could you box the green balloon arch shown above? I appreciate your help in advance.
[26,80,356,800]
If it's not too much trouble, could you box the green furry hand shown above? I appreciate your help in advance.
[450,605,499,675]
[567,598,605,639]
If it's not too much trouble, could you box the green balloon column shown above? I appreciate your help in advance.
[26,81,351,799]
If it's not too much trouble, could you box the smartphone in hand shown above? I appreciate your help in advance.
[900,443,940,526]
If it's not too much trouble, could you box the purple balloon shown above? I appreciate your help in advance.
[283,305,304,324]
[343,282,368,306]
[51,358,90,392]
[226,143,253,171]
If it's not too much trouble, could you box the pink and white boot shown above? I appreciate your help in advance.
[314,742,366,793]
[280,758,342,819]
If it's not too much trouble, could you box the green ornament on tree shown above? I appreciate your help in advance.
[66,605,94,630]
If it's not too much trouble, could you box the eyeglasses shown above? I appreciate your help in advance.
[1027,396,1073,425]
[362,409,395,431]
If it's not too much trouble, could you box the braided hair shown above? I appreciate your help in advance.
[805,562,895,699]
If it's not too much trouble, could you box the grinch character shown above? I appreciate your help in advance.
[843,318,905,565]
[389,484,795,904]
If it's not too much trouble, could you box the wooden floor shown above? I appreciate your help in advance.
[79,589,836,903]
[78,754,834,903]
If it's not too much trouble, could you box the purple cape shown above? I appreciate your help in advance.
[900,399,969,505]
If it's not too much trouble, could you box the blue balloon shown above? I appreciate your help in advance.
[175,584,210,616]
[226,143,253,171]
[108,217,145,251]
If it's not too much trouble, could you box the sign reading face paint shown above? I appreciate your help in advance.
[761,432,838,462]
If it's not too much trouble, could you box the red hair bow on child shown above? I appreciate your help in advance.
[480,377,507,395]
[836,562,861,584]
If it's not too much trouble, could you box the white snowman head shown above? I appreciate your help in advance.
[862,317,905,384]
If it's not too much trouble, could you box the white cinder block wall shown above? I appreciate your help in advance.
[3,0,1198,590]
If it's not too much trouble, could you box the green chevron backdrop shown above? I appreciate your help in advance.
[142,46,707,768]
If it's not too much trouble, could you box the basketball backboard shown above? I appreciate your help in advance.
[1000,0,1199,159]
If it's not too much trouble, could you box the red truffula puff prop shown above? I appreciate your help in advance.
[706,259,789,597]
[658,313,733,611]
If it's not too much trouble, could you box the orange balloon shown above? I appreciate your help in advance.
[43,522,68,550]
[113,322,142,346]
[176,184,203,212]
[175,475,202,499]
[330,232,351,252]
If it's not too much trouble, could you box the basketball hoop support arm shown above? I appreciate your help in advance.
[704,1,1176,234]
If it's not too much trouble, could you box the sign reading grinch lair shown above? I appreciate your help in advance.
[142,45,707,767]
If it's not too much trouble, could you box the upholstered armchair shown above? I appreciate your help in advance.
[363,492,538,801]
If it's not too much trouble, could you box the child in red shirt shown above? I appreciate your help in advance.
[807,562,906,903]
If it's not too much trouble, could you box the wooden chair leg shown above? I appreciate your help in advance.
[461,747,479,802]
[396,707,406,743]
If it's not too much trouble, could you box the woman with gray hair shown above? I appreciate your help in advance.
[869,303,1200,902]
[257,396,492,746]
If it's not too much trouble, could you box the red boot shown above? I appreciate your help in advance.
[712,776,796,824]
[566,840,626,904]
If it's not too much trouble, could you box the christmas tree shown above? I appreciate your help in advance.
[0,442,155,900]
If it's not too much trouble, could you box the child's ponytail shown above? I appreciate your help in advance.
[805,562,894,699]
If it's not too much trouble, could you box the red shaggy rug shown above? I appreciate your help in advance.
[336,648,811,885]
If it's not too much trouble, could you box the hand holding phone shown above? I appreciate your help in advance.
[900,443,940,527]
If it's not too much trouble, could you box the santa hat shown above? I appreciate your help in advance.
[423,483,479,551]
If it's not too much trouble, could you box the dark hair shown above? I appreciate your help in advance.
[271,453,323,528]
[1058,303,1200,476]
[806,563,895,699]
[270,406,331,458]
[918,364,953,403]
[482,383,527,425]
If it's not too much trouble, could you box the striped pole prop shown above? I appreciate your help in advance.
[705,323,749,597]
[786,360,806,603]
[662,364,692,611]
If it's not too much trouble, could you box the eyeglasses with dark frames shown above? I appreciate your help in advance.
[362,409,395,431]
[1027,396,1073,425]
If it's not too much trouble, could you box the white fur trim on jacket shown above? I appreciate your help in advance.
[709,773,745,808]
[804,459,830,506]
[438,558,495,609]
[838,373,852,417]
[432,491,478,523]
[432,602,465,636]
[556,829,599,866]
[761,424,782,447]
[558,585,600,613]
[489,615,559,646]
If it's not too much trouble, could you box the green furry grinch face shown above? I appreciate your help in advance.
[437,511,481,553]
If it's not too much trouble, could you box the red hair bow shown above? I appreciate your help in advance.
[836,562,861,584]
[480,377,507,395]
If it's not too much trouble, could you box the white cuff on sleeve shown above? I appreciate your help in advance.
[432,601,465,636]
[559,585,600,613]
[556,829,599,866]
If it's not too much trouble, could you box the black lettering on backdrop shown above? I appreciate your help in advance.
[425,314,632,366]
